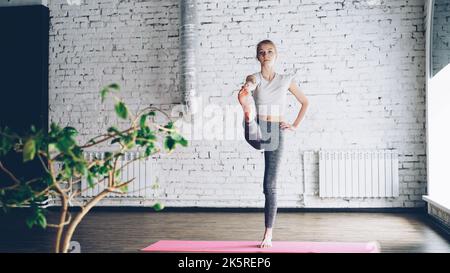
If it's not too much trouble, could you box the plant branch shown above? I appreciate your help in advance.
[150,123,177,133]
[0,161,21,190]
[0,131,20,140]
[79,127,134,149]
[37,152,50,174]
[48,161,69,253]
[135,106,172,122]
[47,213,71,228]
[61,188,111,253]
[10,186,53,207]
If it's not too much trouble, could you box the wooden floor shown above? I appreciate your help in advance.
[0,209,449,253]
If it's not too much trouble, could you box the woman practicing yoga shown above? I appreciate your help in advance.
[237,40,309,248]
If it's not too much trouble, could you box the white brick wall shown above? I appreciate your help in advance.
[432,0,450,76]
[48,0,427,208]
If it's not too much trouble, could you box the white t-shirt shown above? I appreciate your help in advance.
[249,72,295,117]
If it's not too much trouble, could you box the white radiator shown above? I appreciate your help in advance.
[319,150,399,198]
[80,151,156,198]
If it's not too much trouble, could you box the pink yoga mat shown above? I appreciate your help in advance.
[141,240,381,253]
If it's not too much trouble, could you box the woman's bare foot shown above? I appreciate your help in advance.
[238,86,251,108]
[260,236,272,248]
[238,86,255,122]
[260,228,273,248]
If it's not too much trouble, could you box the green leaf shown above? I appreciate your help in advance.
[25,207,47,230]
[170,133,188,147]
[104,152,113,160]
[100,84,120,103]
[164,136,176,151]
[178,137,188,147]
[48,143,57,152]
[140,114,148,128]
[76,163,88,177]
[107,126,120,134]
[108,83,120,90]
[43,172,54,186]
[115,102,128,119]
[63,127,78,137]
[0,131,14,156]
[119,133,135,149]
[50,123,62,136]
[164,121,174,130]
[153,202,164,212]
[63,164,73,179]
[98,166,109,175]
[89,164,99,174]
[32,134,45,155]
[71,146,84,159]
[145,146,152,157]
[100,87,108,103]
[144,131,156,141]
[37,213,47,229]
[26,217,35,229]
[171,132,182,142]
[56,137,75,153]
[87,173,94,188]
[148,111,156,116]
[119,184,128,193]
[56,173,63,181]
[23,138,36,162]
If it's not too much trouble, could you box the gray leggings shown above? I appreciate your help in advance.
[243,117,285,228]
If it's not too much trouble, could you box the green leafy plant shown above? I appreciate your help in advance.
[0,83,188,253]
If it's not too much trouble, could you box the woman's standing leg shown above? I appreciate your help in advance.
[260,121,285,248]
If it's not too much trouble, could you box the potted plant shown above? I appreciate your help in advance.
[0,84,188,253]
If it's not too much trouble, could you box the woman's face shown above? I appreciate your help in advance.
[257,44,277,66]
